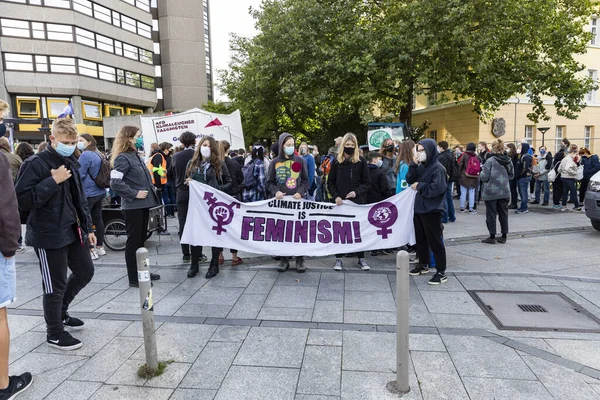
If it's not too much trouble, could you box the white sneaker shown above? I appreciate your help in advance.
[95,247,106,256]
[90,250,99,260]
[333,259,343,271]
[16,246,27,254]
[358,258,370,271]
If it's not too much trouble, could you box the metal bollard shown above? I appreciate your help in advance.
[387,250,410,395]
[136,248,158,372]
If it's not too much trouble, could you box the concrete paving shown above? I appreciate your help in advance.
[6,201,600,399]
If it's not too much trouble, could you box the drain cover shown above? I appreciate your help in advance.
[468,291,600,333]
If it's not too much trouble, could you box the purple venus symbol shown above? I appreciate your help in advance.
[368,202,399,239]
[204,192,240,235]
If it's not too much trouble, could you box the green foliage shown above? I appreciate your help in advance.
[219,0,597,145]
[137,360,174,379]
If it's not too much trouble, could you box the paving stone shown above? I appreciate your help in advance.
[344,311,395,325]
[511,338,558,355]
[529,277,565,286]
[243,271,278,295]
[153,294,192,316]
[174,304,233,318]
[341,371,422,400]
[234,327,308,368]
[45,380,103,400]
[442,336,536,380]
[9,331,46,363]
[106,359,148,386]
[462,377,553,400]
[215,366,299,400]
[169,388,218,400]
[430,313,496,329]
[148,268,189,284]
[409,292,435,327]
[320,272,344,283]
[210,325,250,342]
[71,336,143,382]
[227,294,267,319]
[312,301,343,323]
[413,276,465,292]
[522,355,600,400]
[294,396,340,400]
[264,286,318,309]
[419,291,484,315]
[481,276,543,292]
[258,307,314,322]
[342,331,395,372]
[560,280,600,292]
[344,291,396,312]
[145,362,191,389]
[545,339,600,370]
[591,384,600,396]
[275,272,321,287]
[131,323,217,363]
[409,334,446,352]
[169,277,210,296]
[9,352,87,375]
[6,315,44,339]
[13,359,88,400]
[71,282,111,304]
[187,286,245,306]
[307,329,343,347]
[297,346,341,396]
[411,351,470,399]
[455,276,493,290]
[69,289,123,312]
[87,266,127,284]
[204,271,257,288]
[180,341,241,389]
[119,321,164,337]
[317,282,344,301]
[89,385,172,400]
[344,274,391,292]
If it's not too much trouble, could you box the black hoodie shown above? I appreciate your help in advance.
[515,143,532,178]
[406,139,448,214]
[265,132,309,197]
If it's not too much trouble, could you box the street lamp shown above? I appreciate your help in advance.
[537,127,550,147]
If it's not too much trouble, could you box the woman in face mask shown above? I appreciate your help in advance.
[328,133,372,272]
[109,126,161,287]
[186,136,233,278]
[298,142,317,200]
[77,134,106,260]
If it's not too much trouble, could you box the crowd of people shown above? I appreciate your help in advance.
[1,91,599,398]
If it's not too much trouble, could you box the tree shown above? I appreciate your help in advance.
[219,0,597,146]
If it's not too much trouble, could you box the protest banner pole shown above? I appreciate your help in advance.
[136,248,158,372]
[388,250,410,396]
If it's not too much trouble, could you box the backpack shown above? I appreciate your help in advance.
[93,151,111,188]
[319,155,336,201]
[242,160,258,189]
[446,154,460,182]
[320,154,335,177]
[464,154,482,178]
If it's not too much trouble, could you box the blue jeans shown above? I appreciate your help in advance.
[561,178,580,208]
[517,177,531,211]
[0,252,16,308]
[460,186,475,211]
[535,180,550,203]
[162,182,176,216]
[442,182,456,223]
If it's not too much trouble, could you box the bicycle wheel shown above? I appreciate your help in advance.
[104,219,127,251]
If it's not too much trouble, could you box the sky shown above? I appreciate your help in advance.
[210,0,263,101]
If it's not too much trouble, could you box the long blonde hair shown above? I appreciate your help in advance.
[110,125,139,167]
[218,140,231,161]
[337,133,360,164]
[395,140,415,174]
[186,136,222,179]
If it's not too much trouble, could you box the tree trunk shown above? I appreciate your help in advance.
[398,77,414,128]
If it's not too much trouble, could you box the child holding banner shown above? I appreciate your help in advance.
[328,133,372,271]
[265,132,310,273]
[186,137,233,279]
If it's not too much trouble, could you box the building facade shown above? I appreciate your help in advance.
[0,0,213,149]
[412,14,600,155]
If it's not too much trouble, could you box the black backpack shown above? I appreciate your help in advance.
[93,151,111,188]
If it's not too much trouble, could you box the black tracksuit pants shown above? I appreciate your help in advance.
[34,240,94,338]
[485,199,509,238]
[414,212,446,273]
[552,177,563,206]
[123,208,149,284]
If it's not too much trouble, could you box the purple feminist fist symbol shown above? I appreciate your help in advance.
[368,202,399,239]
[204,192,240,235]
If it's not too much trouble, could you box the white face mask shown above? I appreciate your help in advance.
[419,152,427,162]
[200,147,211,158]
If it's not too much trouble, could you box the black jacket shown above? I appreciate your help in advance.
[225,157,243,197]
[438,149,458,182]
[515,143,533,178]
[553,148,566,174]
[190,161,233,193]
[327,156,371,204]
[406,139,448,215]
[366,164,390,204]
[172,148,195,190]
[110,150,161,211]
[15,147,93,249]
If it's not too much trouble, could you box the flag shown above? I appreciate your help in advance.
[204,118,222,128]
[57,101,74,118]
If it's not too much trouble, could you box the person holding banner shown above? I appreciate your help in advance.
[241,144,267,203]
[406,139,448,285]
[328,133,372,271]
[186,136,233,279]
[265,132,310,273]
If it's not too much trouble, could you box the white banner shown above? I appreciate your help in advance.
[140,108,245,155]
[367,128,393,150]
[182,182,417,257]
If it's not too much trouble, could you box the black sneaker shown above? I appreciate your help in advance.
[296,258,306,273]
[428,272,448,285]
[541,202,549,206]
[496,237,507,244]
[277,258,290,272]
[409,264,429,276]
[150,273,161,281]
[63,313,84,331]
[481,237,496,244]
[531,200,540,205]
[182,254,191,263]
[47,331,82,351]
[187,263,199,278]
[0,372,33,400]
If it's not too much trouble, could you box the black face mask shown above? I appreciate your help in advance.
[344,147,355,155]
[385,144,394,152]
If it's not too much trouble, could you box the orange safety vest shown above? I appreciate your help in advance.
[147,153,167,185]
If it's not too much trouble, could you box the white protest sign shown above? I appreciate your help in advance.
[367,128,393,151]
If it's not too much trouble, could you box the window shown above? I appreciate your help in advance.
[125,71,141,87]
[46,24,73,41]
[47,99,69,118]
[96,34,114,53]
[155,65,162,77]
[428,130,438,142]
[137,22,151,38]
[49,56,76,73]
[153,42,160,55]
[44,0,70,8]
[140,49,153,64]
[136,0,150,12]
[112,13,121,27]
[4,53,33,71]
[156,87,163,100]
[592,18,598,46]
[78,60,98,78]
[93,3,112,24]
[123,43,138,60]
[104,105,124,117]
[99,64,116,81]
[123,0,135,5]
[141,75,155,90]
[82,102,102,121]
[16,98,40,118]
[121,15,137,33]
[73,0,93,16]
[32,22,44,39]
[588,70,598,103]
[584,126,592,149]
[35,55,48,72]
[524,125,534,145]
[152,19,159,31]
[116,69,125,84]
[1,19,30,38]
[555,126,564,153]
[427,92,438,107]
[75,27,95,47]
[114,41,123,56]
[127,108,144,115]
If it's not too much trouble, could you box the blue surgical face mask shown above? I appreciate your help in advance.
[284,146,295,156]
[376,160,383,168]
[77,142,86,151]
[55,142,76,157]
[135,137,144,149]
